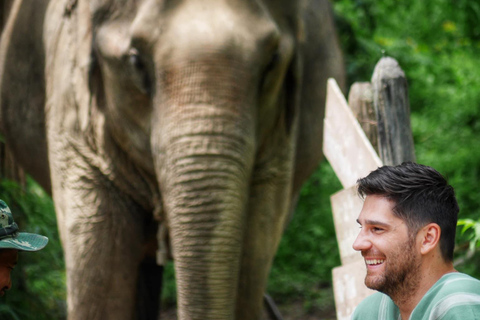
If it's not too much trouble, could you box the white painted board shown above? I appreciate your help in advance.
[332,259,376,320]
[323,78,382,189]
[331,185,365,265]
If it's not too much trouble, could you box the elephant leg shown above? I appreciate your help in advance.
[55,185,146,320]
[235,176,293,320]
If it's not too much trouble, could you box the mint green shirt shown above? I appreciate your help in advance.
[351,272,480,320]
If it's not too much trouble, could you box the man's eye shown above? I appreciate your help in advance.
[373,227,384,232]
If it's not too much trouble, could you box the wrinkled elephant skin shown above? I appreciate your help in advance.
[0,0,345,319]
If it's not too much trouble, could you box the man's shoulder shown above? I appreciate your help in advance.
[357,291,386,306]
[414,272,480,319]
[351,292,397,319]
[433,272,480,296]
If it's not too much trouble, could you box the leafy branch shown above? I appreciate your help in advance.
[458,218,480,252]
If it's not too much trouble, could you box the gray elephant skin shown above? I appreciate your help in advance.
[0,0,345,319]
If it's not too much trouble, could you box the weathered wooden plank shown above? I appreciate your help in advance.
[348,82,378,154]
[323,78,382,189]
[372,57,416,165]
[331,185,365,265]
[333,259,375,320]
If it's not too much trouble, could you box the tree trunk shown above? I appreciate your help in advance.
[371,57,416,165]
[348,82,378,155]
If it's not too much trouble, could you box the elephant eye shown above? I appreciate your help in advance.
[265,52,280,75]
[260,51,282,91]
[127,48,152,96]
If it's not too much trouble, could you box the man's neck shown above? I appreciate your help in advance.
[393,262,456,320]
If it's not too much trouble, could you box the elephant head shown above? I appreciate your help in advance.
[1,0,344,319]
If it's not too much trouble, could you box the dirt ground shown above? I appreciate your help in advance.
[159,300,337,320]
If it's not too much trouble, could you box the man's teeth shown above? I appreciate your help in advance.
[366,259,385,265]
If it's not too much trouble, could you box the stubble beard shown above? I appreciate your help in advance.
[365,235,422,301]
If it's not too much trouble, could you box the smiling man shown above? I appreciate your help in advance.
[0,200,48,296]
[351,162,480,320]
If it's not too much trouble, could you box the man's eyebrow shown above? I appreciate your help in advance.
[356,219,390,228]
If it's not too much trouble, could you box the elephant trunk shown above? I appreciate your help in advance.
[164,142,250,318]
[147,3,280,317]
[153,65,256,318]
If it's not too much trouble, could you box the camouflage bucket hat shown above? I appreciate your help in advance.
[0,200,48,251]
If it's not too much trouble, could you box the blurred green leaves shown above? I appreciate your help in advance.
[268,161,342,312]
[458,219,480,252]
[0,179,66,320]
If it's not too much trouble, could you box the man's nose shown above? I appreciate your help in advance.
[352,231,371,252]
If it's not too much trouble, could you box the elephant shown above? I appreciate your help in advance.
[0,0,345,319]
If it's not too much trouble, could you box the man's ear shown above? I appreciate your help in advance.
[419,223,441,256]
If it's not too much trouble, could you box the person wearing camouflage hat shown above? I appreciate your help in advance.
[0,199,48,296]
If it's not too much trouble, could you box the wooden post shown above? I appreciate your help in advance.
[371,57,416,165]
[348,82,378,154]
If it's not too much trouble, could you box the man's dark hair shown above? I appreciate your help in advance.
[357,162,459,262]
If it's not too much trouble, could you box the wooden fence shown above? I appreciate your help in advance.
[324,57,416,320]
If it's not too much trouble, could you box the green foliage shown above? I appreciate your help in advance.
[456,218,480,277]
[0,179,66,320]
[267,161,342,311]
[161,262,177,307]
[458,218,480,252]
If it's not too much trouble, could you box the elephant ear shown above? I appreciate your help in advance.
[0,0,51,192]
[72,0,98,133]
[292,0,346,196]
[43,0,105,143]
